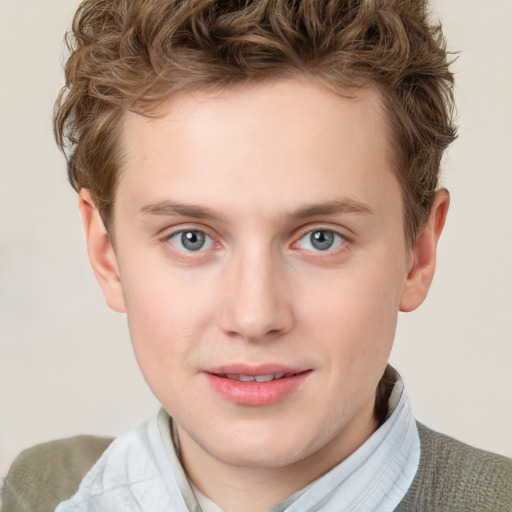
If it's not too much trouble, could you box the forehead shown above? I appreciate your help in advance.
[117,79,398,221]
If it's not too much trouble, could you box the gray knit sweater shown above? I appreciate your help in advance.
[2,423,511,512]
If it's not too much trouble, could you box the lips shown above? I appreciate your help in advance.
[204,365,311,406]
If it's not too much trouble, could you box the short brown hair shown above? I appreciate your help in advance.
[54,0,457,243]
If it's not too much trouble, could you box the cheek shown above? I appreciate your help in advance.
[306,264,403,328]
[120,269,212,374]
[298,258,405,362]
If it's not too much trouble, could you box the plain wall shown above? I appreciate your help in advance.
[1,0,511,479]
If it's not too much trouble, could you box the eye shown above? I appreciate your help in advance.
[296,229,346,252]
[167,230,215,252]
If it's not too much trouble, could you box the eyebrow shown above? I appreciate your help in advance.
[139,200,216,219]
[138,198,373,220]
[292,199,374,219]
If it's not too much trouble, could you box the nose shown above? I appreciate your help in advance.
[219,246,294,342]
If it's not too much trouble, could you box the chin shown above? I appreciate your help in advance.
[200,420,330,469]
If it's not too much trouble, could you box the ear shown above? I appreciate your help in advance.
[78,189,126,313]
[400,189,450,312]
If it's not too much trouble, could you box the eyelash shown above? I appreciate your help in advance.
[164,229,217,256]
[293,228,347,253]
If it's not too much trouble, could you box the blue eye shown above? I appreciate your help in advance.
[296,230,345,252]
[167,230,215,252]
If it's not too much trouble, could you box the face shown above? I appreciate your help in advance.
[86,79,433,476]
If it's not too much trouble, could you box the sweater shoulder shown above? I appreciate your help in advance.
[395,422,512,512]
[1,435,113,512]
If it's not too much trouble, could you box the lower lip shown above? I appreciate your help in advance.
[204,372,311,406]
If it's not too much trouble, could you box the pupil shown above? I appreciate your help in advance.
[181,231,205,251]
[311,230,334,250]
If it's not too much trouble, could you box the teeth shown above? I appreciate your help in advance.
[239,375,256,382]
[224,373,289,382]
[254,374,275,383]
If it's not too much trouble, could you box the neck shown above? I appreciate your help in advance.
[177,400,378,512]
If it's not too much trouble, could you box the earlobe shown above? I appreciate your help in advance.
[78,189,126,313]
[399,189,450,312]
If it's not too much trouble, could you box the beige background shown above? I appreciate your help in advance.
[1,0,511,479]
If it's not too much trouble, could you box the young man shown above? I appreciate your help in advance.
[2,0,511,511]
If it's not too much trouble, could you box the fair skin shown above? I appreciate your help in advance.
[79,79,448,512]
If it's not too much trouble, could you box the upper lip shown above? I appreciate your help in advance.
[204,364,308,377]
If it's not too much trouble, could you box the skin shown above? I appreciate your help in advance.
[79,79,449,512]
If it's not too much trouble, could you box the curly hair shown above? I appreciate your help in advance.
[54,0,457,244]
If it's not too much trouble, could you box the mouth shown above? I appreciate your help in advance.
[204,367,311,406]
